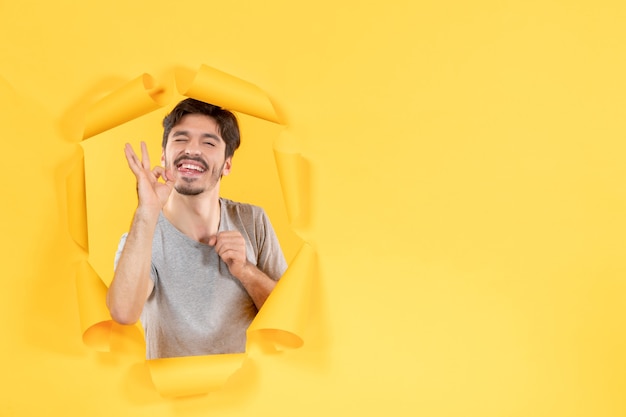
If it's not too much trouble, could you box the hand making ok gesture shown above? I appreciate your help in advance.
[124,141,174,213]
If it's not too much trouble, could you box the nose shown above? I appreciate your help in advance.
[183,140,202,155]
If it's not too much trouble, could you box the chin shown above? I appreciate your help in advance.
[174,185,204,196]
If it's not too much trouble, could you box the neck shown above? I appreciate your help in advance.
[162,188,221,244]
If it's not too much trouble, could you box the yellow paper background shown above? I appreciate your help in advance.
[2,1,626,416]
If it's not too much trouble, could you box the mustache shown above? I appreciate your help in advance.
[172,155,208,170]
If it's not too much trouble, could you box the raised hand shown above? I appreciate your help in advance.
[124,141,174,213]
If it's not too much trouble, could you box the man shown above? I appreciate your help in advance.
[106,98,287,359]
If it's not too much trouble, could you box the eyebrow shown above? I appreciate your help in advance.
[171,130,222,142]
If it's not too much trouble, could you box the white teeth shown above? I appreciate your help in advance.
[180,163,205,172]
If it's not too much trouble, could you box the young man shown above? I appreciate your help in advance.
[107,98,287,359]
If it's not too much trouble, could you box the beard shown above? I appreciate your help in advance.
[173,160,226,196]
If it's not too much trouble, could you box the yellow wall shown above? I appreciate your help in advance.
[2,1,626,416]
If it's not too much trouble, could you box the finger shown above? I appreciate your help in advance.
[214,245,240,262]
[213,233,245,256]
[152,166,166,181]
[212,232,231,250]
[152,166,174,187]
[217,230,243,239]
[140,141,151,171]
[212,234,228,254]
[124,143,144,176]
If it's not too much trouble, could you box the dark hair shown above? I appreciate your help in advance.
[162,98,241,158]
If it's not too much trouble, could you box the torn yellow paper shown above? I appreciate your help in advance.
[248,243,316,350]
[147,353,246,398]
[76,64,314,397]
[274,130,311,235]
[66,152,88,250]
[176,65,282,124]
[76,259,112,351]
[83,73,170,139]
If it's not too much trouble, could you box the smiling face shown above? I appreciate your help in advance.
[162,113,232,196]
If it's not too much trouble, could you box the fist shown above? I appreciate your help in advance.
[208,231,249,278]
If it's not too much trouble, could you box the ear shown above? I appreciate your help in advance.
[222,157,232,176]
[161,150,165,167]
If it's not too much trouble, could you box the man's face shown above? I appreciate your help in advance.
[162,113,232,196]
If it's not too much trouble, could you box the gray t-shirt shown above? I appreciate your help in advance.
[115,198,287,359]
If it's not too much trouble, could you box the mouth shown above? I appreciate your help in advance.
[174,158,208,175]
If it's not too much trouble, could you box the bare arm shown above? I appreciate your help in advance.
[208,231,277,310]
[231,261,277,311]
[106,142,173,325]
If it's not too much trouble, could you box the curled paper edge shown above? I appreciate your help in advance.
[82,73,169,140]
[176,65,282,124]
[147,353,246,398]
[76,260,112,351]
[273,131,311,234]
[66,151,88,250]
[247,242,317,351]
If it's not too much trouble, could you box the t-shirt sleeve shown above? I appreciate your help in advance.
[255,209,287,281]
